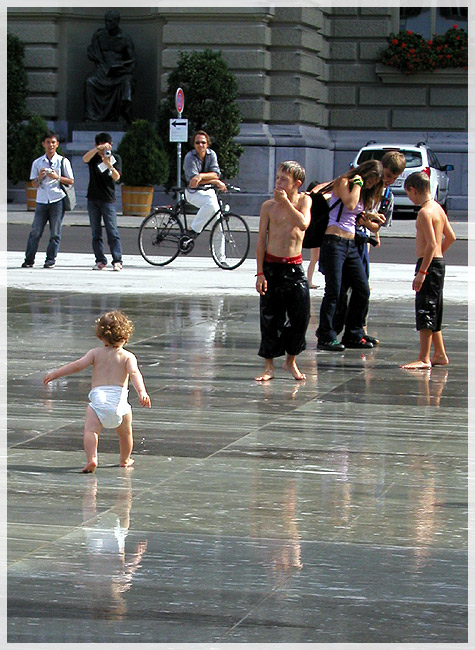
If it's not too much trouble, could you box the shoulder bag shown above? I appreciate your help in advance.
[60,157,77,211]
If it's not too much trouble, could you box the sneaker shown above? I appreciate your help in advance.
[342,337,373,349]
[21,261,33,268]
[218,259,230,268]
[363,334,379,346]
[43,262,55,269]
[92,262,107,270]
[317,339,345,352]
[113,262,123,272]
[185,229,198,239]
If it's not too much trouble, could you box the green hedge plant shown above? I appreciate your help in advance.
[117,119,169,187]
[8,32,28,125]
[9,114,49,184]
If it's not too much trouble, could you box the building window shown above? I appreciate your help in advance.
[400,7,468,38]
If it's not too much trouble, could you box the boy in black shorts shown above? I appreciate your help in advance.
[400,172,456,369]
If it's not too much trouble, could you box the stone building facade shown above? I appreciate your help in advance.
[7,6,467,212]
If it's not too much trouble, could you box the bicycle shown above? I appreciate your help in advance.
[138,184,250,270]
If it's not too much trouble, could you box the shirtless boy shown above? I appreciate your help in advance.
[400,172,456,370]
[255,161,312,381]
[43,310,151,472]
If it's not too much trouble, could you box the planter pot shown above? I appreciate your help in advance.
[121,185,154,216]
[25,180,37,211]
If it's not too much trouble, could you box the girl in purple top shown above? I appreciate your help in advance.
[316,160,384,351]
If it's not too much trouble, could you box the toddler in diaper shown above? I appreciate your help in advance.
[88,385,132,429]
[44,310,151,473]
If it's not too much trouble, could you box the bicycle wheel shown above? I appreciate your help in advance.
[210,212,250,270]
[138,209,183,266]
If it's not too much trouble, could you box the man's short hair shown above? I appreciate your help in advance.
[404,171,431,193]
[382,151,406,176]
[42,130,59,142]
[95,132,113,145]
[278,160,305,184]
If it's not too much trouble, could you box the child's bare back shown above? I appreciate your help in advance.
[90,344,136,389]
[401,172,456,370]
[415,200,452,259]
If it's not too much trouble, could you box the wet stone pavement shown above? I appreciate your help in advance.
[7,288,468,644]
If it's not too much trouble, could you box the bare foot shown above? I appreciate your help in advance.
[255,369,274,382]
[282,359,306,381]
[82,459,98,473]
[120,457,135,469]
[431,353,449,366]
[400,359,431,370]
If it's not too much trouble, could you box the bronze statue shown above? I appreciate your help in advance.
[84,10,137,124]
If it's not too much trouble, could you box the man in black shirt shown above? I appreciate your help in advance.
[83,132,124,270]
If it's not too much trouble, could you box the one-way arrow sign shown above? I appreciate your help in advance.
[169,118,189,142]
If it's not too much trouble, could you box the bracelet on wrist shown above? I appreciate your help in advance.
[255,272,264,277]
[353,178,363,188]
[418,270,428,276]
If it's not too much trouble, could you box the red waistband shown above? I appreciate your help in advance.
[265,252,303,265]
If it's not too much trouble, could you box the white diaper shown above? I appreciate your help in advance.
[88,385,131,429]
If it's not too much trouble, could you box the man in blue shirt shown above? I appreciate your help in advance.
[183,130,226,237]
[22,131,74,269]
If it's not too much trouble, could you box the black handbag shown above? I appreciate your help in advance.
[60,157,76,211]
[302,192,342,249]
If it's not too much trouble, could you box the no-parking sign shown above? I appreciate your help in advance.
[175,87,185,116]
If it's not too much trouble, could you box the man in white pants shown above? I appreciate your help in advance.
[183,130,227,237]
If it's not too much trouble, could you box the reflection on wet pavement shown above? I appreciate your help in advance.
[7,289,467,643]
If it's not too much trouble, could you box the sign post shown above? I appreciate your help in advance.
[174,88,185,188]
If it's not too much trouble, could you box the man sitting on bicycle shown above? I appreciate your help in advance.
[183,130,227,238]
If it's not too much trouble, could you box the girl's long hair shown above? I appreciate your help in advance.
[319,160,384,209]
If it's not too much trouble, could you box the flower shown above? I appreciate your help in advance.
[380,27,467,74]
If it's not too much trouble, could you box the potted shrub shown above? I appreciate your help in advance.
[9,114,49,210]
[116,119,169,216]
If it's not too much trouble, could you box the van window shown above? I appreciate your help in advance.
[357,149,422,168]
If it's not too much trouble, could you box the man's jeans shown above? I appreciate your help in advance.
[316,234,370,343]
[24,199,65,265]
[88,199,122,265]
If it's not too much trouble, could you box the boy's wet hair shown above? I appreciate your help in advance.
[278,160,306,183]
[404,171,431,193]
[95,310,134,346]
[382,151,406,175]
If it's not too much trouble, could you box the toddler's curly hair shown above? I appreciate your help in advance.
[94,310,134,346]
